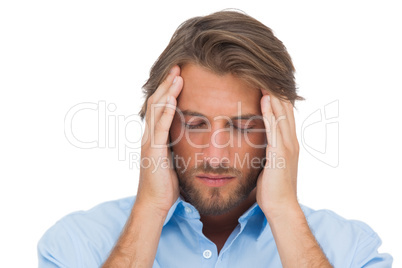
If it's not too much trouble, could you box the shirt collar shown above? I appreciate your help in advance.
[237,202,272,240]
[238,202,261,223]
[163,197,270,239]
[163,196,200,226]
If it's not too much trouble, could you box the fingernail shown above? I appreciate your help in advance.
[265,95,270,104]
[173,76,177,84]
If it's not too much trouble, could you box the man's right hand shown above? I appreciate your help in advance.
[102,66,183,267]
[135,65,183,217]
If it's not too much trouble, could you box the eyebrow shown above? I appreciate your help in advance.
[180,109,262,121]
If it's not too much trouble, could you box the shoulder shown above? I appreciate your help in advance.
[54,195,135,240]
[300,204,393,267]
[61,195,135,228]
[300,204,377,236]
[38,196,136,267]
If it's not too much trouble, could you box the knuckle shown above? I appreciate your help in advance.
[163,106,175,117]
[295,141,300,153]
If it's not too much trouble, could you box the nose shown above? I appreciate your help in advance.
[201,126,231,167]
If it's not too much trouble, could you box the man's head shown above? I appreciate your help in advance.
[141,10,302,215]
[140,10,303,119]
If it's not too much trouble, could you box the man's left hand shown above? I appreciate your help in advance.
[256,91,300,217]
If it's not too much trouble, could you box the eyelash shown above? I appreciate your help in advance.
[233,125,253,133]
[184,122,206,129]
[184,122,254,133]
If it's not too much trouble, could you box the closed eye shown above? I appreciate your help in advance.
[230,120,255,133]
[184,122,207,129]
[232,124,254,133]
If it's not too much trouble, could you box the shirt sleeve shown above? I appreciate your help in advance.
[38,197,133,267]
[37,221,82,268]
[351,228,393,267]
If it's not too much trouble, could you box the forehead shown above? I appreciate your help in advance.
[177,64,262,118]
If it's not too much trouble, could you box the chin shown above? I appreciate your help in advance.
[181,184,252,216]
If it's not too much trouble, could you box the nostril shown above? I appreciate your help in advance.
[202,156,231,169]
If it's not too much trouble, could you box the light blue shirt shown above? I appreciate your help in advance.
[38,196,392,267]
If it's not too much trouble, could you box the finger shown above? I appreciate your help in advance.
[261,95,282,150]
[269,95,292,148]
[154,75,183,104]
[143,66,180,146]
[150,65,181,101]
[261,89,298,147]
[154,96,177,146]
[147,75,183,127]
[144,66,180,122]
[283,100,296,139]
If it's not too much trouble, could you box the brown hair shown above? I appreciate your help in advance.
[139,10,304,119]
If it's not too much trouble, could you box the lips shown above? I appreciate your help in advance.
[196,173,235,187]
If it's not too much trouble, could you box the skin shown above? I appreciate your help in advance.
[103,64,332,267]
[170,64,266,215]
[169,64,267,251]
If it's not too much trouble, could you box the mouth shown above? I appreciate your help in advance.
[196,173,235,187]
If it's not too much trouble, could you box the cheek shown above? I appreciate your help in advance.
[170,115,185,146]
[169,119,181,151]
[236,132,266,159]
[170,119,193,157]
[241,131,267,149]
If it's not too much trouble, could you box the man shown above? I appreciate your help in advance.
[38,11,392,267]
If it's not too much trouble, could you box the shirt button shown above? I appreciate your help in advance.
[203,250,212,259]
[185,207,192,214]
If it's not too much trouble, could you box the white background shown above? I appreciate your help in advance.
[1,0,401,266]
